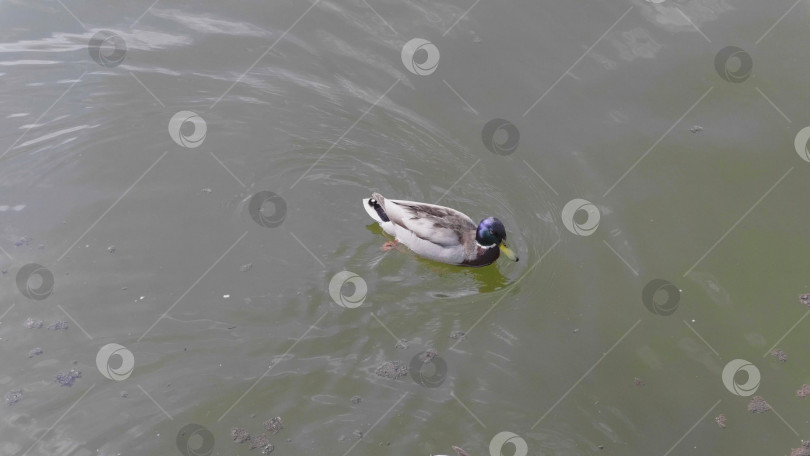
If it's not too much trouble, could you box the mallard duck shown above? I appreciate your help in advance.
[362,192,518,267]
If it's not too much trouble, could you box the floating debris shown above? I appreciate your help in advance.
[394,340,408,349]
[801,294,810,307]
[797,385,810,398]
[791,441,810,456]
[375,361,408,380]
[231,427,251,444]
[15,236,32,247]
[688,125,704,134]
[240,263,253,272]
[350,395,361,404]
[55,368,82,386]
[107,245,116,254]
[5,388,22,406]
[263,417,283,434]
[634,377,644,387]
[249,433,269,448]
[715,414,726,428]
[47,320,69,330]
[249,433,273,453]
[24,318,43,329]
[449,331,466,340]
[200,188,212,194]
[747,395,771,413]
[28,347,43,358]
[770,349,787,362]
[352,430,363,439]
[419,348,438,363]
[120,391,128,398]
[452,446,471,456]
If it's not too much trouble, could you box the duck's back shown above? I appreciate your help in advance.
[372,193,478,264]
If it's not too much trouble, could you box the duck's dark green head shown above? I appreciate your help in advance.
[476,217,518,261]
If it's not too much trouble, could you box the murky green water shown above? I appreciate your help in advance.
[2,0,809,455]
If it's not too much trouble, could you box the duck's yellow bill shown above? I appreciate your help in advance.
[499,242,519,261]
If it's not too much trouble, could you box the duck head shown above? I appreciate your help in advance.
[476,217,518,261]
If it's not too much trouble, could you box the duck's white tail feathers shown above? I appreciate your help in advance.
[362,194,389,223]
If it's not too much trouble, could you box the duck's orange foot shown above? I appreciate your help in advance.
[381,240,399,251]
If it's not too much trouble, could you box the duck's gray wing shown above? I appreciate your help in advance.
[373,194,476,247]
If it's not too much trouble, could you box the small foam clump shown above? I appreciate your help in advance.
[249,433,273,453]
[770,349,787,362]
[5,388,23,406]
[797,385,810,398]
[419,349,438,363]
[48,320,69,330]
[375,361,408,379]
[264,417,283,434]
[790,441,810,456]
[56,369,82,386]
[231,427,250,444]
[747,396,770,413]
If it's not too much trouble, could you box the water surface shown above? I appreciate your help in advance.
[1,0,810,455]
